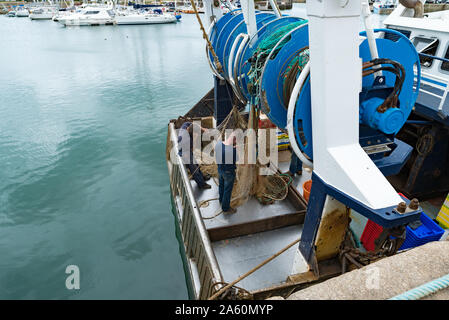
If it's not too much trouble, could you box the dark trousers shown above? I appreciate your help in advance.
[218,166,236,212]
[182,150,207,188]
[289,152,303,174]
[187,163,207,188]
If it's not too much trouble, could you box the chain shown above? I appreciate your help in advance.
[339,225,406,273]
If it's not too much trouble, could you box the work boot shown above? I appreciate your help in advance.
[199,183,212,190]
[223,207,237,214]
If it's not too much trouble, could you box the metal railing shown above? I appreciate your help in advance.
[418,70,449,118]
[419,52,449,64]
[167,123,223,300]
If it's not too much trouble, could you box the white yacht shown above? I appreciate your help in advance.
[29,7,57,20]
[115,9,177,25]
[7,10,16,17]
[57,6,116,26]
[383,0,449,122]
[15,7,29,17]
[53,8,76,22]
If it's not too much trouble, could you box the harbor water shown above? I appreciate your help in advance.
[0,4,385,299]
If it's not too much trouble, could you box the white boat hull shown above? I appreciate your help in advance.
[16,12,29,17]
[115,14,177,25]
[30,13,54,20]
[59,18,115,26]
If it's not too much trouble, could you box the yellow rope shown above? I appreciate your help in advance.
[189,0,223,73]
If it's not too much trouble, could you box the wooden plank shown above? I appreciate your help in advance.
[207,210,306,242]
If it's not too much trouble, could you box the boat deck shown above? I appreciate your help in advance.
[187,153,311,292]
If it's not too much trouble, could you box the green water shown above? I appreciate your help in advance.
[0,14,212,299]
[0,4,385,299]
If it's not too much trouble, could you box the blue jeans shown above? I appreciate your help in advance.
[218,167,236,212]
[289,152,303,174]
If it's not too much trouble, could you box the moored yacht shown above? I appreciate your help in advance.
[29,7,57,20]
[115,8,178,25]
[15,7,30,17]
[57,6,116,26]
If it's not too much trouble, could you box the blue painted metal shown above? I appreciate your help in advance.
[292,28,421,160]
[373,139,413,176]
[215,13,245,70]
[236,16,304,102]
[221,12,277,79]
[359,29,421,135]
[259,23,309,129]
[298,173,327,265]
[419,53,449,64]
[415,97,449,126]
[421,76,447,88]
[209,10,242,71]
[299,172,422,267]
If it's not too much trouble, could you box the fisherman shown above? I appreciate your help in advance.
[215,132,238,214]
[287,147,303,177]
[178,121,211,190]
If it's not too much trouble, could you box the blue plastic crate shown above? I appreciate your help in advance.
[398,212,445,250]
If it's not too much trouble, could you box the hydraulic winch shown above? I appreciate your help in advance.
[207,10,421,170]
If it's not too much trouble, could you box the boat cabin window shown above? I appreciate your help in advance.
[442,45,449,72]
[84,10,100,15]
[412,36,439,68]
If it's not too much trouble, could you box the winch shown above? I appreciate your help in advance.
[207,10,421,167]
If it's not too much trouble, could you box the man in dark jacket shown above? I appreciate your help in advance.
[178,122,211,190]
[215,133,238,213]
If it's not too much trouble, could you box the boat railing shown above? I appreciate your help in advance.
[418,68,449,117]
[419,53,449,65]
[167,122,224,299]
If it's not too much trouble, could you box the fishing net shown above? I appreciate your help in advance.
[196,106,293,209]
[197,106,256,208]
[246,20,308,105]
[282,48,310,106]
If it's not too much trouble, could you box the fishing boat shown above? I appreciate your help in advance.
[382,0,449,198]
[115,9,177,25]
[57,6,116,26]
[166,0,448,300]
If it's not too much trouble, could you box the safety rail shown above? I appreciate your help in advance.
[167,122,223,300]
[418,70,449,117]
[419,53,449,64]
